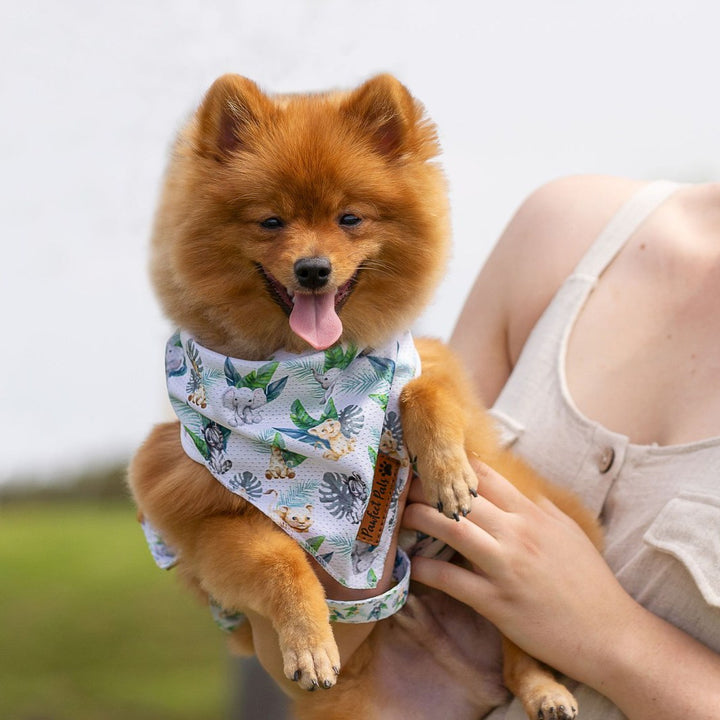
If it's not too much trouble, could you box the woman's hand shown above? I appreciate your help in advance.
[402,459,720,719]
[402,458,638,684]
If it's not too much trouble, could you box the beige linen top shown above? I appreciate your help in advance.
[484,181,720,719]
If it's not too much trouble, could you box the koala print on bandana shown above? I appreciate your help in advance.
[161,329,420,590]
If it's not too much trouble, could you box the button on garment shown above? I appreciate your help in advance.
[598,447,615,474]
[485,181,720,720]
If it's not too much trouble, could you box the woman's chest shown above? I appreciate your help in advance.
[564,256,720,447]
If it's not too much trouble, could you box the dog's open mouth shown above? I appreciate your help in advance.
[257,265,359,350]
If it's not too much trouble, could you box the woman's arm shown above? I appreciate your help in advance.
[403,461,720,720]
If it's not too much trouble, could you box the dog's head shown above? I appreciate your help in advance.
[151,74,449,358]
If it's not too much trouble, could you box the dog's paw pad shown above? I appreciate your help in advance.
[423,455,477,520]
[281,634,341,691]
[532,692,577,720]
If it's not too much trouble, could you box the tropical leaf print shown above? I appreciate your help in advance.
[228,471,263,500]
[366,355,395,384]
[319,472,367,524]
[338,404,364,436]
[368,446,378,466]
[338,367,388,396]
[186,339,203,375]
[289,400,317,431]
[322,534,355,557]
[324,344,358,372]
[186,371,203,395]
[225,358,288,391]
[265,376,288,403]
[281,448,308,468]
[275,479,319,509]
[184,426,209,460]
[321,399,339,422]
[247,428,277,451]
[199,369,222,395]
[223,357,242,387]
[369,393,389,410]
[305,535,326,553]
[273,426,330,450]
[170,397,204,431]
[289,398,338,431]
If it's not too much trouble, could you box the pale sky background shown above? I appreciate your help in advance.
[1,0,718,486]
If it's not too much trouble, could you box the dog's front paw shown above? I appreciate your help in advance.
[420,452,477,521]
[279,627,341,691]
[523,684,577,720]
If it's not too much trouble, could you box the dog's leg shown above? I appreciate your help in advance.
[503,638,577,720]
[400,338,499,519]
[185,512,340,691]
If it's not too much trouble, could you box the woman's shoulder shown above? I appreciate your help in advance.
[499,175,647,281]
[496,175,647,362]
[451,175,648,402]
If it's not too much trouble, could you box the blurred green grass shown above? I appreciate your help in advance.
[0,498,230,720]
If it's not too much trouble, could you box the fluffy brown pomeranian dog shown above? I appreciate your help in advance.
[128,74,602,720]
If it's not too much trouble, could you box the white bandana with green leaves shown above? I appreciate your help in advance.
[162,329,420,591]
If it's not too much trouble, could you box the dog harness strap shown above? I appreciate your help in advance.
[163,330,420,592]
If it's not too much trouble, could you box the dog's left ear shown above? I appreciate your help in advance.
[341,74,438,160]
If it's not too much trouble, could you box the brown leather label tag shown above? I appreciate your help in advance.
[358,452,400,546]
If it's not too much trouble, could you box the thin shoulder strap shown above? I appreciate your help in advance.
[573,180,682,279]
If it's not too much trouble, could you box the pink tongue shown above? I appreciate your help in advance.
[289,292,343,350]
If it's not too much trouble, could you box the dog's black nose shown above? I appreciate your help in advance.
[294,257,332,289]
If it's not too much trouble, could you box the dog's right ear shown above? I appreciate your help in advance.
[193,74,269,160]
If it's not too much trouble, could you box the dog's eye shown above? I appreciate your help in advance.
[260,217,284,230]
[338,214,362,227]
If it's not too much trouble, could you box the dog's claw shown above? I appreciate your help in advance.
[469,488,478,497]
[452,512,460,521]
[436,501,444,513]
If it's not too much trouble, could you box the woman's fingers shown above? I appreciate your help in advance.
[409,555,493,612]
[469,457,534,513]
[402,502,504,575]
[407,457,534,515]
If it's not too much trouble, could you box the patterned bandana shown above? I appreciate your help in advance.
[162,329,420,591]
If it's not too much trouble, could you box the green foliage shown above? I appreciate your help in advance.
[323,344,358,372]
[0,500,228,720]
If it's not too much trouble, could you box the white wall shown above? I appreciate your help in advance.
[2,0,718,484]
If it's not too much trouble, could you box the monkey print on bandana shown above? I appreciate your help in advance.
[161,329,420,590]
